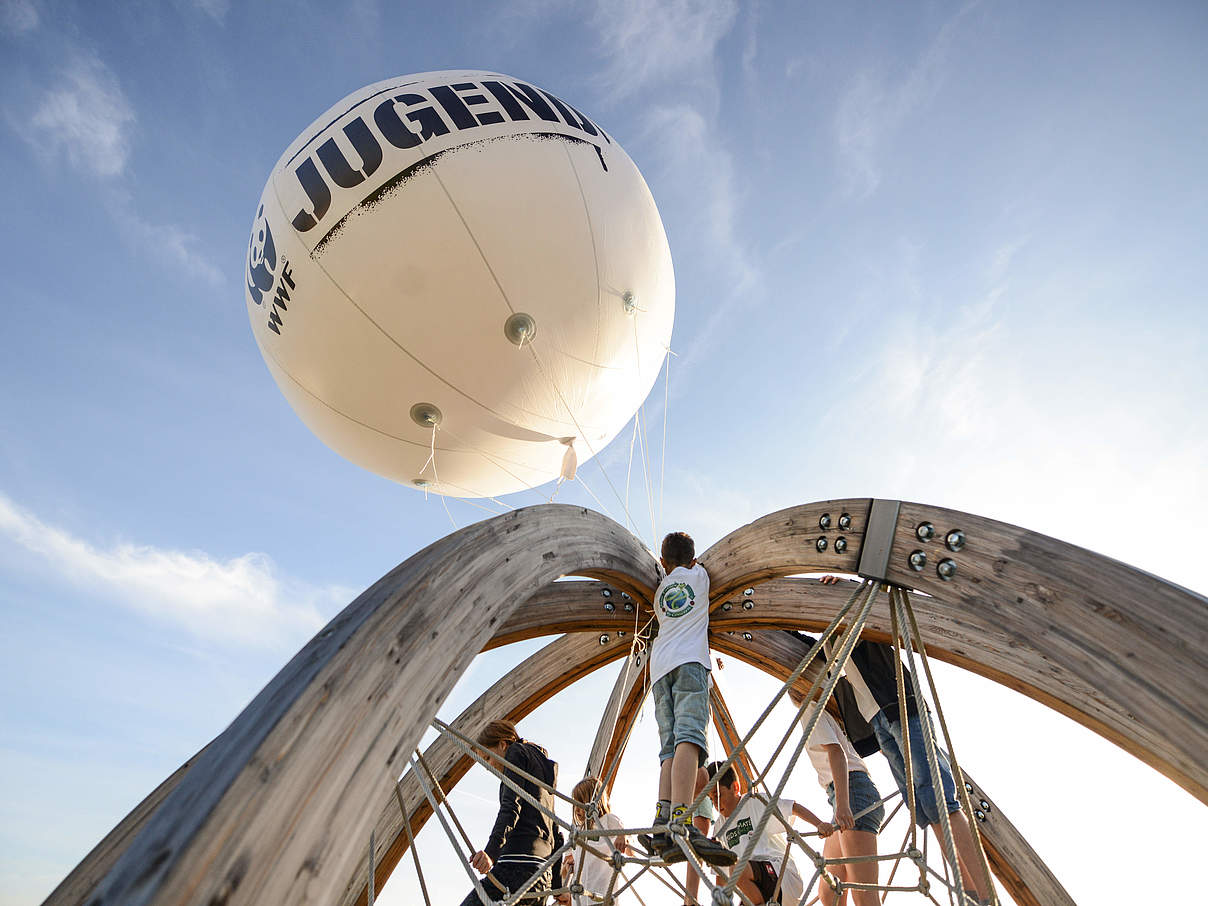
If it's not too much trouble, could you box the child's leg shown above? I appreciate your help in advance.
[686,768,710,905]
[727,862,768,905]
[838,830,879,906]
[670,741,701,809]
[933,810,990,902]
[820,834,846,906]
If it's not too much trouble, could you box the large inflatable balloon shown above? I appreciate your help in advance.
[245,70,674,498]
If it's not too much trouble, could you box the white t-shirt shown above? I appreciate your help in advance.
[799,702,869,788]
[717,796,804,905]
[823,638,880,720]
[649,562,712,684]
[572,811,625,906]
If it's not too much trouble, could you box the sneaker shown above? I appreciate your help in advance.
[657,824,737,867]
[638,831,667,856]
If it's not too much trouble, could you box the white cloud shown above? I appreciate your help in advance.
[23,50,224,284]
[589,0,738,100]
[0,494,347,647]
[834,2,976,199]
[30,52,134,179]
[193,0,229,23]
[0,0,38,34]
[111,200,225,286]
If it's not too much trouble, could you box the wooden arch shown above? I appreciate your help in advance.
[47,499,1206,906]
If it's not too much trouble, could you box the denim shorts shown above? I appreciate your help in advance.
[826,770,885,834]
[871,710,960,828]
[652,662,709,764]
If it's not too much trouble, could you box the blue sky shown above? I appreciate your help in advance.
[1,1,1205,904]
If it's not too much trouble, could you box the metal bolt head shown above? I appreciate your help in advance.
[743,587,754,597]
[945,529,966,552]
[819,513,832,530]
[965,782,974,793]
[602,588,612,598]
[409,402,443,428]
[916,522,935,541]
[909,550,927,571]
[621,592,631,600]
[975,809,986,822]
[598,634,610,645]
[838,513,852,531]
[742,599,754,610]
[722,601,732,611]
[621,290,637,314]
[742,632,753,641]
[979,799,990,812]
[624,602,634,612]
[937,558,957,580]
[834,537,847,554]
[604,602,615,612]
[504,312,538,346]
[816,537,828,552]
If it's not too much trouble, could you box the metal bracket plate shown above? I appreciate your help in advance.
[857,498,901,583]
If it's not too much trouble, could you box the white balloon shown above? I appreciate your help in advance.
[245,70,674,498]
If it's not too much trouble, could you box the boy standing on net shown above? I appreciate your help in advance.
[648,532,735,868]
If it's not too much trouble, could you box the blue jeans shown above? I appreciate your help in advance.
[871,710,959,828]
[652,662,709,764]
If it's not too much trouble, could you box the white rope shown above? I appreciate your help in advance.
[657,346,674,540]
[890,588,965,906]
[631,318,658,550]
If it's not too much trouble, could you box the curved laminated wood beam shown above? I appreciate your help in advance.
[40,744,213,906]
[585,649,647,783]
[342,630,636,906]
[489,580,653,649]
[82,505,657,906]
[700,500,1208,803]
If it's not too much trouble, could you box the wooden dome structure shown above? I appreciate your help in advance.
[46,499,1208,906]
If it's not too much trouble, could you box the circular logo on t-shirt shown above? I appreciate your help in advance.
[659,582,695,617]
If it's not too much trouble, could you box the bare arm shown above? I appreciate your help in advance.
[791,800,835,838]
[825,744,854,831]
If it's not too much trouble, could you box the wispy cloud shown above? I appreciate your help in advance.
[588,0,738,100]
[111,199,225,285]
[23,49,224,285]
[834,2,976,199]
[192,0,229,24]
[30,52,134,179]
[0,494,347,647]
[0,0,39,35]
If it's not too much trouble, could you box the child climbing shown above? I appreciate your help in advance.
[461,719,564,906]
[706,760,834,905]
[788,683,884,906]
[561,777,628,906]
[647,531,735,868]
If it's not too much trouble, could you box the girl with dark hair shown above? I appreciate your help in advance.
[461,720,565,906]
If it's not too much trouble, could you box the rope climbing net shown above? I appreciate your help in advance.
[378,579,1002,906]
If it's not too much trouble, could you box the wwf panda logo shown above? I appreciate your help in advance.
[659,582,696,618]
[246,204,277,306]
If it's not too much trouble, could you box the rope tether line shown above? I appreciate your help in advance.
[408,752,496,906]
[687,579,874,822]
[891,588,965,906]
[720,580,881,901]
[393,780,433,906]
